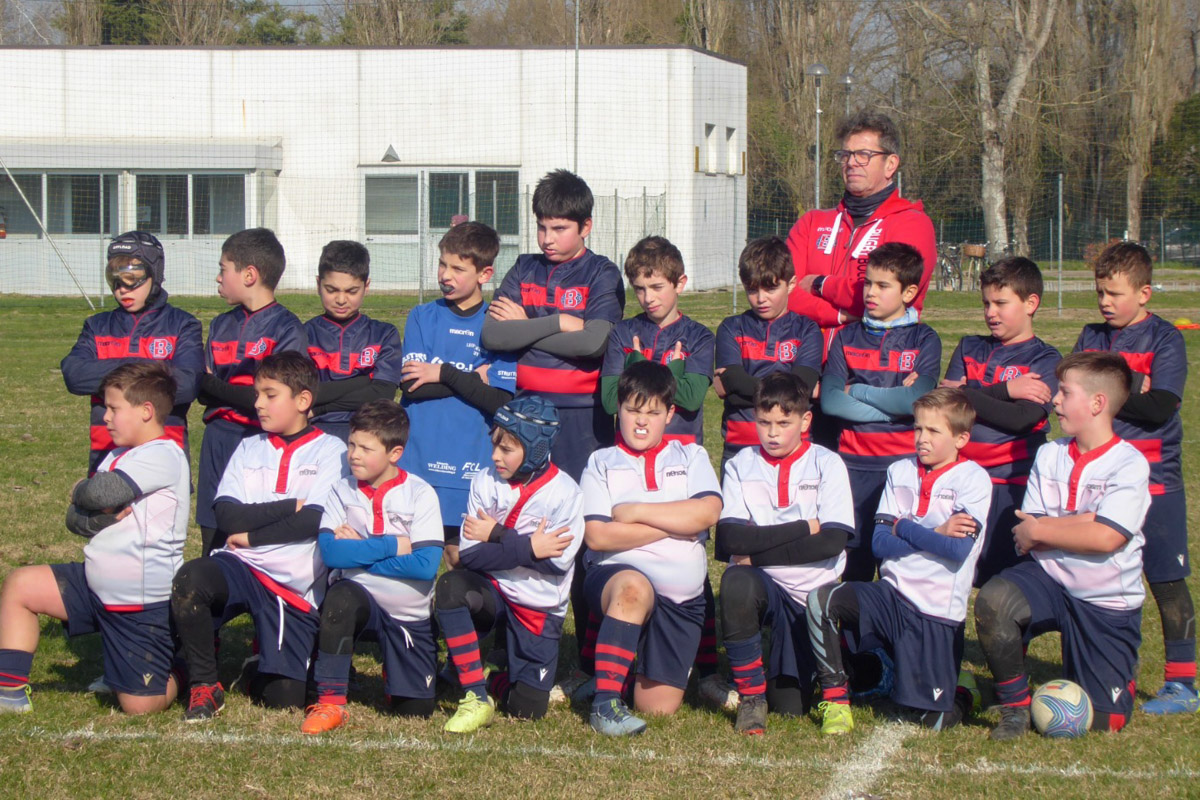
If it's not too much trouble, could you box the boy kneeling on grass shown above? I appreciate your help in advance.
[0,362,188,715]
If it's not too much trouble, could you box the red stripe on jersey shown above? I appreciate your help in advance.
[103,604,145,612]
[1118,351,1154,377]
[616,437,669,492]
[963,356,989,384]
[916,458,967,517]
[357,472,409,534]
[843,347,922,373]
[502,464,561,528]
[516,363,599,394]
[205,408,259,426]
[519,283,591,311]
[760,442,811,507]
[268,428,325,494]
[1127,437,1163,463]
[725,420,759,446]
[1065,436,1122,512]
[961,438,1030,469]
[838,428,914,458]
[736,336,802,364]
[488,578,548,635]
[246,567,313,613]
[210,340,240,365]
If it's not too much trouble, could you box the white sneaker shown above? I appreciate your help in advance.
[698,673,739,711]
[87,675,112,695]
[549,670,592,705]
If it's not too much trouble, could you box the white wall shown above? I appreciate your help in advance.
[0,46,746,294]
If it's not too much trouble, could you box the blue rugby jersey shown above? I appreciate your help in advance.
[714,310,823,447]
[944,335,1061,484]
[61,291,204,471]
[1074,314,1186,495]
[205,302,307,427]
[822,321,942,471]
[305,312,403,426]
[602,312,715,443]
[398,299,518,495]
[492,250,625,408]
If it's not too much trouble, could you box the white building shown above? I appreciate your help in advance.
[0,46,746,296]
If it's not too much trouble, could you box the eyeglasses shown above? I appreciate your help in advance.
[833,149,893,166]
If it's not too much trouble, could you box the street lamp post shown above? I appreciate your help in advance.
[806,63,829,210]
[839,73,853,117]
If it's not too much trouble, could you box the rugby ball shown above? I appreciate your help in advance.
[1031,679,1093,738]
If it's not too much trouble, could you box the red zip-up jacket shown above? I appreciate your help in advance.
[785,191,937,332]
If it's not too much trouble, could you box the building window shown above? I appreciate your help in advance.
[705,123,718,173]
[428,172,469,229]
[194,175,245,235]
[726,127,738,175]
[365,175,419,236]
[136,173,245,237]
[475,170,519,235]
[0,174,44,236]
[46,174,119,235]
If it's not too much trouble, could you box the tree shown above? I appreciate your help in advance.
[334,0,468,46]
[681,0,736,53]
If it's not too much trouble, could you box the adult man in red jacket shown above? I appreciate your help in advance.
[787,111,936,336]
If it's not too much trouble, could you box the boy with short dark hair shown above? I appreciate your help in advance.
[300,400,444,734]
[1072,241,1196,714]
[941,257,1061,585]
[399,221,517,566]
[808,387,992,735]
[172,351,346,722]
[305,240,403,442]
[61,231,204,475]
[481,169,625,482]
[976,352,1150,738]
[196,228,307,554]
[434,395,583,733]
[0,362,188,715]
[820,241,942,582]
[715,236,823,467]
[716,372,855,734]
[581,361,723,736]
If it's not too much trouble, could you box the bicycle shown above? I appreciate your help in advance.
[960,243,988,292]
[936,241,962,291]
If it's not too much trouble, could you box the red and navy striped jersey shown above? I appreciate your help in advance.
[61,292,204,474]
[493,250,625,408]
[602,313,715,444]
[715,310,823,447]
[1073,314,1186,494]
[944,335,1061,484]
[823,321,942,471]
[305,313,403,425]
[205,302,307,427]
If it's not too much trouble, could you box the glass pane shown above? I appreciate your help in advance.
[48,175,104,235]
[136,174,188,236]
[103,175,118,235]
[0,174,43,236]
[475,170,519,235]
[365,175,418,235]
[194,175,245,235]
[428,172,468,229]
[136,175,161,232]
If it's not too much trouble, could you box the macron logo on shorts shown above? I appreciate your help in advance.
[932,687,943,702]
[1111,686,1123,703]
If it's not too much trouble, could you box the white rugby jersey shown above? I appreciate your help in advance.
[215,428,347,608]
[458,463,584,615]
[320,471,444,622]
[876,457,992,623]
[720,443,855,605]
[1024,436,1149,611]
[84,437,190,609]
[582,440,722,604]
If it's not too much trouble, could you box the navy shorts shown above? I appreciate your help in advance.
[212,553,319,682]
[584,564,704,690]
[51,562,174,697]
[358,597,437,700]
[1141,490,1190,583]
[844,580,963,712]
[472,580,564,693]
[313,420,350,443]
[1002,561,1142,717]
[197,418,256,530]
[752,568,816,688]
[974,482,1032,587]
[548,403,614,482]
[848,467,888,551]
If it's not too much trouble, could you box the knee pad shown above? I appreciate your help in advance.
[249,674,307,710]
[434,569,476,610]
[974,577,1032,637]
[388,696,437,718]
[504,680,549,720]
[171,558,227,612]
[1149,580,1196,641]
[719,566,767,638]
[319,581,371,655]
[766,675,810,716]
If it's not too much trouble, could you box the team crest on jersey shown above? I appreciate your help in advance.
[146,338,175,359]
[560,287,585,309]
[897,350,919,371]
[360,346,380,367]
[246,337,270,357]
[777,340,799,363]
[998,365,1025,382]
[816,234,831,250]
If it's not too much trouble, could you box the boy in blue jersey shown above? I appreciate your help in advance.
[399,221,517,567]
[715,237,823,469]
[305,241,403,443]
[62,231,204,475]
[1073,242,1196,714]
[196,228,307,555]
[820,242,941,583]
[481,169,625,483]
[941,258,1060,586]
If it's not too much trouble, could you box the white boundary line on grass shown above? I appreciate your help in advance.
[13,725,1200,783]
[819,721,911,800]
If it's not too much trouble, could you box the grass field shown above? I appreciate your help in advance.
[0,286,1197,799]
